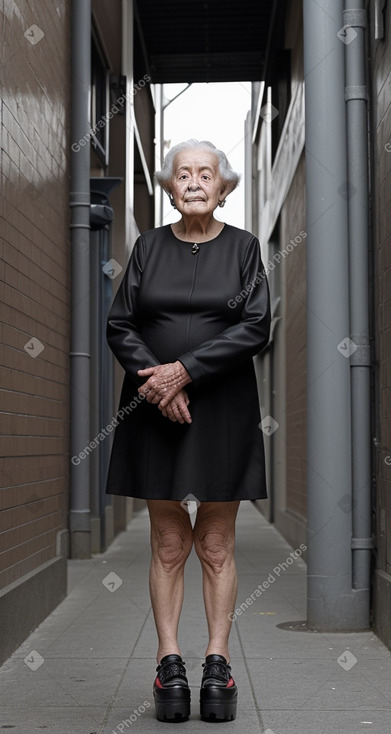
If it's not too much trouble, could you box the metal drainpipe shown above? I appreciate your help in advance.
[344,1,373,625]
[69,0,91,559]
[244,111,253,231]
[303,0,355,629]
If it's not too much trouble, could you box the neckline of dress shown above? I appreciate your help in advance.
[168,223,227,244]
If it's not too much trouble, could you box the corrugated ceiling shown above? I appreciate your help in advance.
[135,0,276,83]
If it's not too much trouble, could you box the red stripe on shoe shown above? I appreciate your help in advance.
[226,677,235,688]
[155,677,164,688]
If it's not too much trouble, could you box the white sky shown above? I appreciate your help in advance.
[159,82,252,229]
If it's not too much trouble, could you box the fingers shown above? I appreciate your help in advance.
[137,362,191,405]
[137,369,192,423]
[166,405,192,424]
[137,367,155,376]
[159,390,192,424]
[177,404,192,424]
[140,383,177,405]
[156,385,182,407]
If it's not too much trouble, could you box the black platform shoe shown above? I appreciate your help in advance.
[200,654,238,722]
[153,654,191,722]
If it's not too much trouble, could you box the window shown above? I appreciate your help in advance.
[271,49,291,163]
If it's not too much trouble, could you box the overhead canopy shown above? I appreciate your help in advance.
[135,0,278,83]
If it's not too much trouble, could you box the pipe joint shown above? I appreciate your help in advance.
[350,344,371,366]
[345,85,368,102]
[350,335,370,366]
[351,537,375,550]
[69,191,91,207]
[69,223,91,230]
[69,509,91,532]
[343,8,367,28]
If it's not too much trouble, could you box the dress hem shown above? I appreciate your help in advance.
[106,489,267,502]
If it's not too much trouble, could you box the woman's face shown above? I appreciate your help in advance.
[169,149,228,217]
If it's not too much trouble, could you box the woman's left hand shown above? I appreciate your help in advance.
[137,361,191,407]
[160,389,192,424]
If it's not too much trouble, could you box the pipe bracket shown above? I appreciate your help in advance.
[351,537,375,550]
[69,352,91,358]
[343,8,367,28]
[69,509,91,532]
[69,191,91,206]
[349,336,370,366]
[345,85,368,102]
[350,344,371,366]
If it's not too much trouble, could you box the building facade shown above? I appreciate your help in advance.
[250,0,391,647]
[368,0,391,649]
[1,0,72,664]
[0,0,155,664]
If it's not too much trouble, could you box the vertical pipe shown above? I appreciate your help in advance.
[344,1,372,624]
[69,0,91,558]
[244,111,253,232]
[154,84,163,227]
[89,226,100,550]
[160,85,165,226]
[303,0,355,629]
[122,0,134,247]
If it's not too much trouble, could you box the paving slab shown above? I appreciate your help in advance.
[0,501,390,734]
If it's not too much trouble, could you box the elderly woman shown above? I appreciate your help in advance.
[105,139,270,723]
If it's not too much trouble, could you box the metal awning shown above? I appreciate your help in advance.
[135,0,278,83]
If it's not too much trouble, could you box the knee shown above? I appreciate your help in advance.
[153,527,192,572]
[194,527,234,573]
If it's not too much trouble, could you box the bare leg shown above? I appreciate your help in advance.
[193,501,240,662]
[147,500,193,664]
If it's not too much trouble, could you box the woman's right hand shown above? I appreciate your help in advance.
[160,388,192,424]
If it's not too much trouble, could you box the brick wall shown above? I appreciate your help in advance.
[0,1,71,589]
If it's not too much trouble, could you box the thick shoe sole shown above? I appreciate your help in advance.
[200,686,238,722]
[153,686,191,722]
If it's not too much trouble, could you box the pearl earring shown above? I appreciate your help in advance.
[218,199,226,208]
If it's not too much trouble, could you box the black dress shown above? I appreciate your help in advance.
[105,223,270,502]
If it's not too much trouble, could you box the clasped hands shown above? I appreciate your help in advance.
[137,361,192,424]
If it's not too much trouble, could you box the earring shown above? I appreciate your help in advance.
[169,195,176,209]
[218,199,226,208]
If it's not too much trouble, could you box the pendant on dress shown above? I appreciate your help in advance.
[192,243,199,254]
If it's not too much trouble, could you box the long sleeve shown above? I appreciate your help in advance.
[177,236,271,386]
[106,236,161,386]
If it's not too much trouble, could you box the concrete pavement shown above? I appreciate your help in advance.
[0,502,390,733]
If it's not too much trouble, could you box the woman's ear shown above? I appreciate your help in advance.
[219,182,233,200]
[167,189,176,208]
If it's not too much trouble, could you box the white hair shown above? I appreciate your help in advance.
[155,139,240,193]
